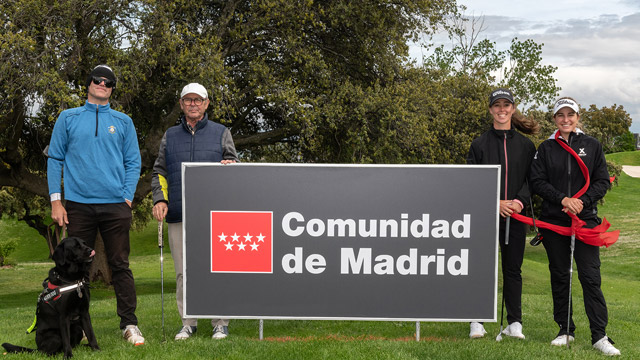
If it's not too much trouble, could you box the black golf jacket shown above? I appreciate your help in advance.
[529,131,610,228]
[467,126,536,212]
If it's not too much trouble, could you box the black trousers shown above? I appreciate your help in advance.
[541,228,608,344]
[499,217,526,325]
[66,201,138,329]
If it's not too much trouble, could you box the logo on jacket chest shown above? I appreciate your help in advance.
[578,148,587,157]
[108,125,116,134]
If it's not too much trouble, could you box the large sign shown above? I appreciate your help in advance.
[183,164,499,321]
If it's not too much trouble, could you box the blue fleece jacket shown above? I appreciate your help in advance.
[47,101,141,204]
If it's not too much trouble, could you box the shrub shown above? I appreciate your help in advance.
[0,238,18,266]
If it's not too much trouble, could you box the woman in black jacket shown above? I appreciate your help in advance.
[529,97,620,355]
[466,88,538,339]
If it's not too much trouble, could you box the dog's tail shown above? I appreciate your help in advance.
[2,342,36,353]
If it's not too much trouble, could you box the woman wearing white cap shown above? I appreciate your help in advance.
[467,88,539,340]
[529,97,620,355]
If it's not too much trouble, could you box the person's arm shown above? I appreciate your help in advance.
[577,140,610,208]
[151,133,169,221]
[221,128,238,164]
[122,118,141,206]
[465,140,479,165]
[47,113,69,226]
[513,141,537,209]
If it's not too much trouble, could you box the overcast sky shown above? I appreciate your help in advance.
[411,0,640,133]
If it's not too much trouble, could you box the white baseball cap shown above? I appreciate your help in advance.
[553,98,580,116]
[180,83,208,99]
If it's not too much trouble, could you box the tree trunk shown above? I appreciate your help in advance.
[48,224,112,285]
[89,232,113,285]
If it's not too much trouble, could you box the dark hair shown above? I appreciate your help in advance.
[512,110,540,135]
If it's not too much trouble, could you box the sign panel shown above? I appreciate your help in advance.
[183,164,499,321]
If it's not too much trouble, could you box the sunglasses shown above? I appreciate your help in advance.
[92,76,116,88]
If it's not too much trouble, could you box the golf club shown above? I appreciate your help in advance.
[496,216,510,341]
[496,293,505,342]
[566,232,576,349]
[158,220,166,342]
[528,195,543,246]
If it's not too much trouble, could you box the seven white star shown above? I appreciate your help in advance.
[250,243,259,251]
[224,243,234,250]
[244,233,253,242]
[218,232,227,242]
[256,233,265,242]
[231,233,240,242]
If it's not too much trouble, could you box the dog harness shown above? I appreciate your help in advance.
[25,278,87,334]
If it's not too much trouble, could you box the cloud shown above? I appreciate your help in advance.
[412,2,640,132]
[539,13,640,67]
[456,9,640,132]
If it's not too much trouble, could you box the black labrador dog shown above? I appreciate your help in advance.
[2,237,100,358]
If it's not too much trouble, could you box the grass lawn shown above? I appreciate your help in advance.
[1,151,639,359]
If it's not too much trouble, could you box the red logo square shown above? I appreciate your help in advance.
[211,211,273,273]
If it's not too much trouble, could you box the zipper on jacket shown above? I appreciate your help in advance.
[95,107,99,136]
[503,132,508,200]
[567,134,572,196]
[190,129,195,161]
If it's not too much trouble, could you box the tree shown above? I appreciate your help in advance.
[580,104,633,154]
[421,15,561,160]
[1,0,460,269]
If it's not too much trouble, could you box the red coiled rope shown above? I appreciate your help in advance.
[511,131,619,247]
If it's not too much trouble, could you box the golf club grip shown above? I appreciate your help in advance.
[158,221,163,248]
[504,217,510,245]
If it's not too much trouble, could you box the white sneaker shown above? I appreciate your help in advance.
[501,322,525,339]
[469,322,487,339]
[174,325,197,340]
[593,336,621,356]
[551,334,574,346]
[122,325,145,345]
[212,325,228,339]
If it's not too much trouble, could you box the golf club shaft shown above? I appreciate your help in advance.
[158,220,165,341]
[497,216,510,340]
[505,217,510,245]
[566,233,575,349]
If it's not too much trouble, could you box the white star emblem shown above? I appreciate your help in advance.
[256,233,265,242]
[231,233,240,242]
[218,232,227,242]
[224,243,234,250]
[244,233,253,242]
[250,243,259,251]
[237,243,247,251]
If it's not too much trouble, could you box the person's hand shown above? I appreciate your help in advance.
[499,200,522,218]
[561,197,583,215]
[221,159,236,165]
[51,200,68,227]
[126,199,132,208]
[153,202,168,221]
[499,200,513,218]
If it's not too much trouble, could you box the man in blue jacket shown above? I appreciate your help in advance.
[47,64,144,345]
[151,83,238,341]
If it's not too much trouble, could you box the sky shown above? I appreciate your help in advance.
[410,0,640,133]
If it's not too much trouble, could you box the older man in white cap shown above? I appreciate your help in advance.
[151,83,238,340]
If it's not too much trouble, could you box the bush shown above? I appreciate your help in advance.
[0,238,18,266]
[607,159,623,188]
